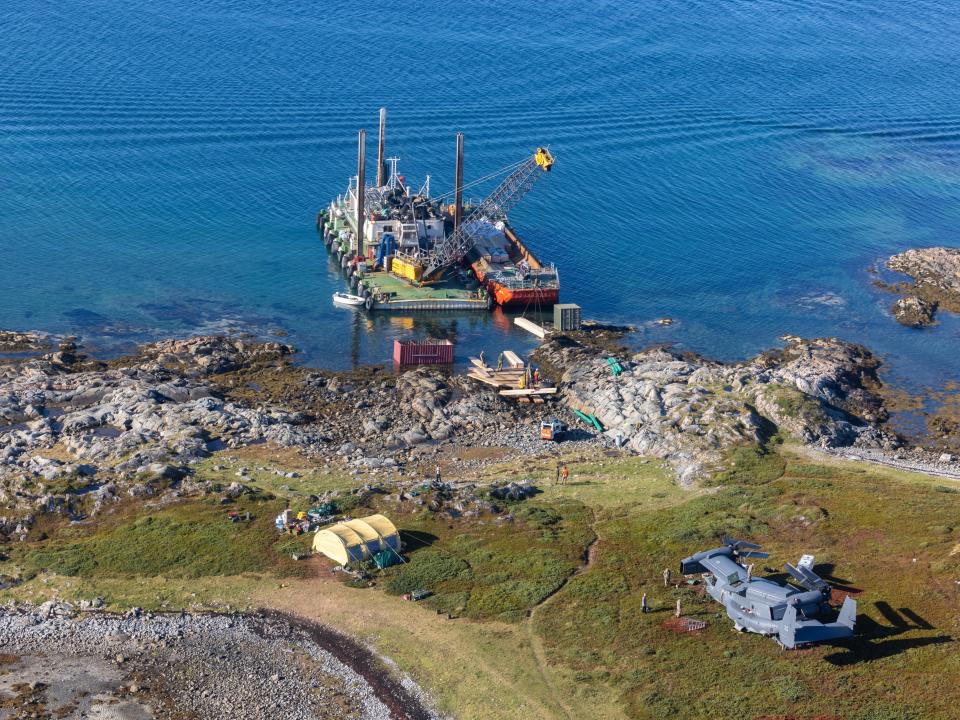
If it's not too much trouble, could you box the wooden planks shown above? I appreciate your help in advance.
[499,387,557,397]
[466,349,555,402]
[470,357,489,372]
[513,317,547,339]
[467,372,502,387]
[502,350,524,368]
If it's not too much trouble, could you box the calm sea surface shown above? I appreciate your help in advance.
[3,0,960,393]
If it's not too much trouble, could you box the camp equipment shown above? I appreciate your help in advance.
[312,514,401,566]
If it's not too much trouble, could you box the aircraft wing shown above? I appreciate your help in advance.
[698,553,746,584]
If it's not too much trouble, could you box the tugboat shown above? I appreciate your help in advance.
[316,109,560,312]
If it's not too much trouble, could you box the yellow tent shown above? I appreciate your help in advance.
[312,513,400,566]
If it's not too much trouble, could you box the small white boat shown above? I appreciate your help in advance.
[332,292,366,307]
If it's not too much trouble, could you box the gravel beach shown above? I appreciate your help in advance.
[0,604,444,720]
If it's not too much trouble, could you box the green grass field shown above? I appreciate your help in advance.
[1,444,958,719]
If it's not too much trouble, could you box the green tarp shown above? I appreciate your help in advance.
[373,550,402,569]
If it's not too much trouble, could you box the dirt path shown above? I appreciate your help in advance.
[524,519,601,720]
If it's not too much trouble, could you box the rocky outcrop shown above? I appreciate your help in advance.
[0,333,571,534]
[0,331,56,353]
[0,326,906,523]
[886,246,960,325]
[892,295,937,327]
[121,336,294,376]
[0,336,322,531]
[535,334,894,484]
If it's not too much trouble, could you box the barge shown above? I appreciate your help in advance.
[316,108,559,312]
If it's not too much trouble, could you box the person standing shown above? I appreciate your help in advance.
[675,599,682,618]
[663,568,672,587]
[435,464,442,484]
[561,465,569,485]
[479,350,486,366]
[497,352,504,371]
[555,464,561,485]
[641,593,650,614]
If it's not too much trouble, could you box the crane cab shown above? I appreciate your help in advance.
[534,147,554,171]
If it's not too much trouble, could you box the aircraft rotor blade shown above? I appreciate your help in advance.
[722,536,761,551]
[739,551,770,559]
[784,562,829,592]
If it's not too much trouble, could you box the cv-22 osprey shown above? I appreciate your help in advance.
[680,538,857,649]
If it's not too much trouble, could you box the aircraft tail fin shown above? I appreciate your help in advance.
[837,596,857,630]
[778,603,798,649]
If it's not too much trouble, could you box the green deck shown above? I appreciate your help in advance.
[360,271,487,311]
[362,272,476,301]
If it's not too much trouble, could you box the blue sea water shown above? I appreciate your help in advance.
[3,0,960,394]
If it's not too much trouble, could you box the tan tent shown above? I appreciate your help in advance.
[312,513,400,566]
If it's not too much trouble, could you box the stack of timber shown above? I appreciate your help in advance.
[466,353,558,404]
[513,317,547,339]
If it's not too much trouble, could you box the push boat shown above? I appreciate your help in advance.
[316,108,559,312]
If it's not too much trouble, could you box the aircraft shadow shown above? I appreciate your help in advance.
[822,602,952,666]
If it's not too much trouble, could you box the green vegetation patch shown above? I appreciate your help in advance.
[385,550,470,596]
[16,498,304,580]
[710,444,786,486]
[386,499,594,622]
[532,449,960,719]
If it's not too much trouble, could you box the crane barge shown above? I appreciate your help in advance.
[316,109,560,312]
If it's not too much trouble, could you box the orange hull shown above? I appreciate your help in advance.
[469,224,559,307]
[491,283,559,307]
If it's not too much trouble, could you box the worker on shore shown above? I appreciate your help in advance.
[641,593,650,614]
[497,353,504,371]
[561,465,569,484]
[663,568,672,587]
[533,368,540,386]
[435,464,442,484]
[746,563,754,582]
[676,599,682,618]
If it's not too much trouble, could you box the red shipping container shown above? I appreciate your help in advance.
[393,339,454,366]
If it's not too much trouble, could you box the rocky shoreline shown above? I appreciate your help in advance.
[0,325,956,537]
[534,331,900,484]
[0,602,442,719]
[883,246,960,327]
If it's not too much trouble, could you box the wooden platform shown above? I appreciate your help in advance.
[466,350,555,402]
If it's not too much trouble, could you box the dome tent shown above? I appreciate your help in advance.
[312,514,400,566]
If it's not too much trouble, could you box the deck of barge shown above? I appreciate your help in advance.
[360,271,488,312]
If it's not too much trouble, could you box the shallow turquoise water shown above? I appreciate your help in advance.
[3,0,960,389]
